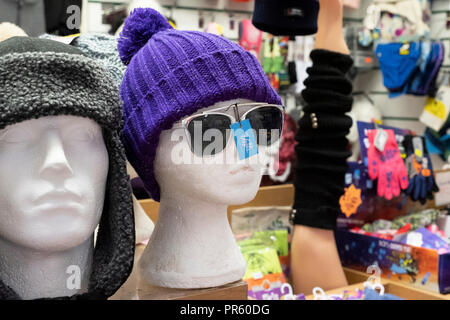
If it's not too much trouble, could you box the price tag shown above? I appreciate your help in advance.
[412,136,424,161]
[230,119,259,160]
[399,43,410,55]
[424,98,447,120]
[374,129,388,152]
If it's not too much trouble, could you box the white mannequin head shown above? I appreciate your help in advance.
[347,95,382,144]
[139,99,277,288]
[154,99,264,206]
[0,115,108,252]
[347,95,382,161]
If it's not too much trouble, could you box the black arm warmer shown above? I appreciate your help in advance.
[293,49,354,230]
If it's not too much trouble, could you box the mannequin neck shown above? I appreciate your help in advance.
[0,236,94,300]
[156,194,232,253]
[160,193,228,224]
[139,193,246,288]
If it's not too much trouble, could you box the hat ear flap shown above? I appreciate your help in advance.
[88,130,135,299]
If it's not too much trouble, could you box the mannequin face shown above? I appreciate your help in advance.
[0,115,108,252]
[155,99,265,205]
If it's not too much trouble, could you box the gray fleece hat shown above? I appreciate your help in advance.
[71,33,126,87]
[0,36,135,300]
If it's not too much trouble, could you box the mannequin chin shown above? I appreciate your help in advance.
[139,99,264,289]
[0,115,108,299]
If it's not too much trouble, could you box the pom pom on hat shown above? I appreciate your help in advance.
[118,8,173,65]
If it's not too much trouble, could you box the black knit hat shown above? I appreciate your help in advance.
[252,0,319,36]
[0,37,135,300]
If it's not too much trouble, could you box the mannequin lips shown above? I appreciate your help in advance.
[33,190,83,207]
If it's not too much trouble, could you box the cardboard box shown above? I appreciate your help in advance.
[335,229,450,294]
[307,269,450,300]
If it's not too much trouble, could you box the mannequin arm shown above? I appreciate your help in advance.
[291,0,352,294]
[314,0,350,54]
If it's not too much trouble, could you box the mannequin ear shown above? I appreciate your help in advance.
[133,194,154,244]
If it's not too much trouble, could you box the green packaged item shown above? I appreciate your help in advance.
[253,229,289,257]
[241,246,283,279]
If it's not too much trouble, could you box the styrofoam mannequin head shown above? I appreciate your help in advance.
[347,95,382,144]
[140,99,277,288]
[154,99,263,206]
[0,115,108,252]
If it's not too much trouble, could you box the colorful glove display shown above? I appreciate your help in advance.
[367,129,409,200]
[403,135,439,204]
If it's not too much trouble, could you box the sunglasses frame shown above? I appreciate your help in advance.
[172,102,285,157]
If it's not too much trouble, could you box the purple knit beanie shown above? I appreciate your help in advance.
[118,8,281,201]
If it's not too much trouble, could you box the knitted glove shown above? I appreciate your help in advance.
[403,135,439,204]
[293,49,354,230]
[367,129,409,200]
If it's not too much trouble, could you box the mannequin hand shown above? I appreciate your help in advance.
[315,0,350,55]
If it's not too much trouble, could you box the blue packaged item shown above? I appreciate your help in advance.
[376,42,421,95]
[363,287,403,300]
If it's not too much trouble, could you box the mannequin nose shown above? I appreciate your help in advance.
[39,131,73,179]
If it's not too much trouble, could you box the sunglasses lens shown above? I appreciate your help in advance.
[187,114,231,156]
[246,107,283,146]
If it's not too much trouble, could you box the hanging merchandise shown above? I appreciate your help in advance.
[420,81,450,132]
[262,35,290,91]
[252,0,319,36]
[376,41,444,97]
[375,42,421,97]
[409,41,444,96]
[205,21,224,36]
[363,0,430,41]
[344,25,378,70]
[424,118,450,163]
[403,135,439,204]
[0,0,46,37]
[367,128,409,200]
[239,19,263,59]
